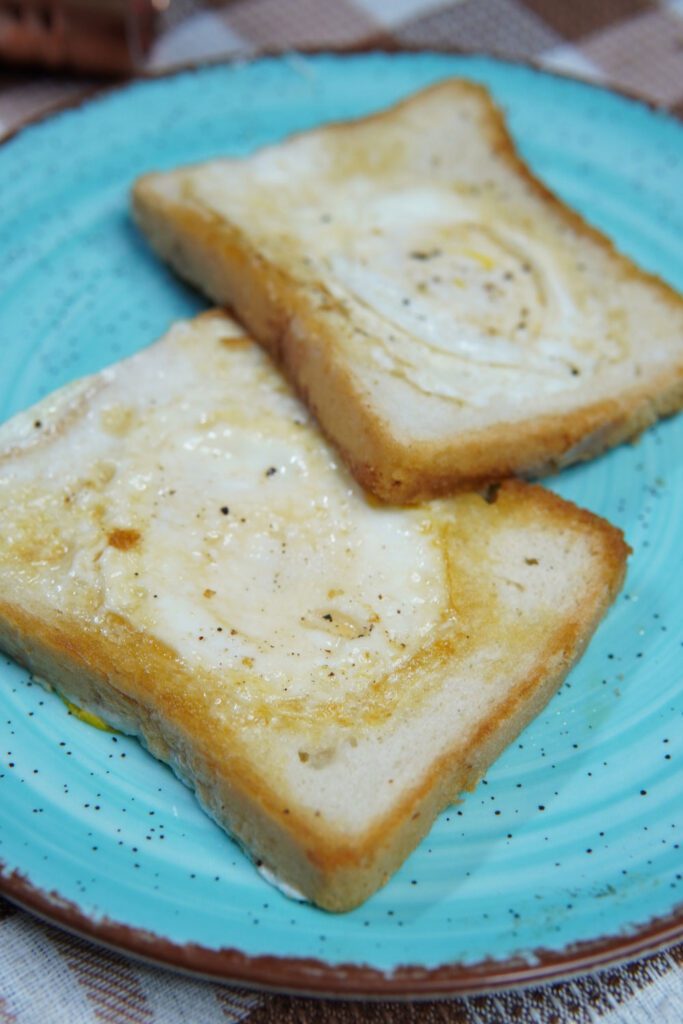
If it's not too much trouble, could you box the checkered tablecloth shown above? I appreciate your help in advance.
[2,0,683,134]
[1,2,682,1022]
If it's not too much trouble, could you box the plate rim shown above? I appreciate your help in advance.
[0,42,681,149]
[3,862,682,997]
[1,47,682,996]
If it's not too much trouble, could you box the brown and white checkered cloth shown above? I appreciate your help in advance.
[2,0,683,134]
[1,2,682,1021]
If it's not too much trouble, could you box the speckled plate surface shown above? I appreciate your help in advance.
[0,53,682,997]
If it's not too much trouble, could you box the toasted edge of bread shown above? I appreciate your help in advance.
[132,78,683,503]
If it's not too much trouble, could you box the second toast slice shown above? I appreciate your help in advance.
[133,78,683,503]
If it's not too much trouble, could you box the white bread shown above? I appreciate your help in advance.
[0,311,628,910]
[132,79,683,503]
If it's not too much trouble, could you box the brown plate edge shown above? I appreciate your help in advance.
[2,862,683,998]
[0,45,682,998]
[0,40,681,148]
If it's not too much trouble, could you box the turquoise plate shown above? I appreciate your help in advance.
[0,53,682,996]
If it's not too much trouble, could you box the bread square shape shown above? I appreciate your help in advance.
[0,312,628,910]
[133,79,683,503]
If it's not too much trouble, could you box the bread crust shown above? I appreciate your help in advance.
[132,78,683,503]
[0,478,628,912]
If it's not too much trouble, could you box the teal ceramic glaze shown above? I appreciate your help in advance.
[0,54,682,989]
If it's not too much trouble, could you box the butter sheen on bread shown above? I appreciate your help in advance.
[0,312,628,910]
[133,79,683,502]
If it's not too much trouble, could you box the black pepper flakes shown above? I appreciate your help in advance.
[409,248,441,261]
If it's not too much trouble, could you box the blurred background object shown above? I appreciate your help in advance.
[0,0,165,74]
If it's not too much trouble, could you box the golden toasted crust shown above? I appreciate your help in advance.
[132,78,683,503]
[0,477,628,911]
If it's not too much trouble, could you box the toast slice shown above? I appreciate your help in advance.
[132,79,683,503]
[0,311,627,911]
